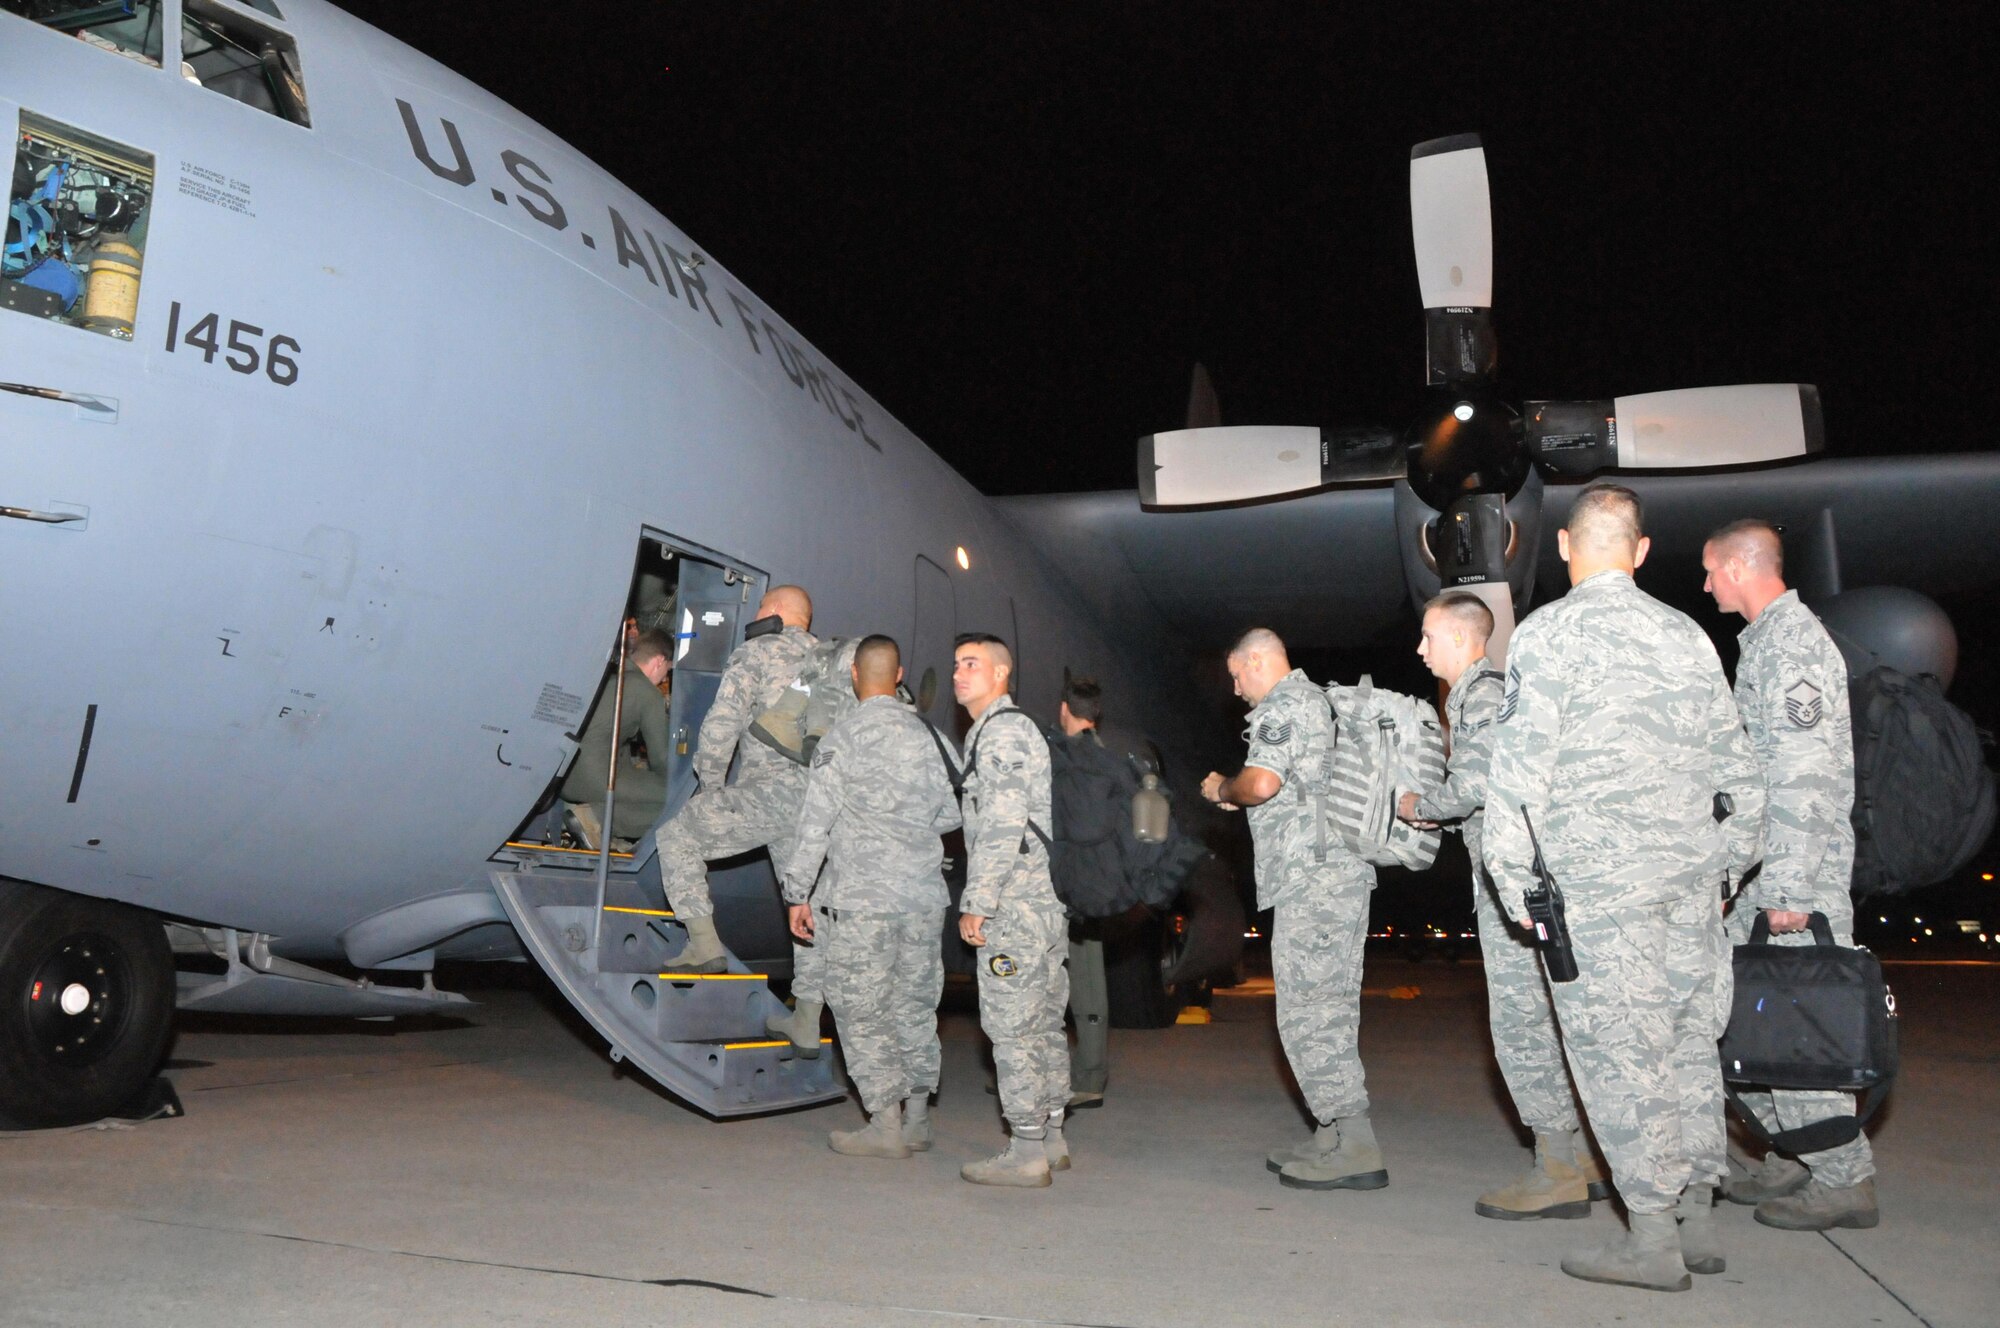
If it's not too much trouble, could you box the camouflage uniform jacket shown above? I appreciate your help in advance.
[1415,658,1507,875]
[1484,571,1765,912]
[779,695,963,912]
[1243,669,1367,910]
[1734,590,1856,915]
[694,625,818,791]
[958,696,1058,919]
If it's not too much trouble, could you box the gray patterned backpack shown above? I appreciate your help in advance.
[1321,675,1447,871]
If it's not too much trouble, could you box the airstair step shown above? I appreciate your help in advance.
[491,868,846,1116]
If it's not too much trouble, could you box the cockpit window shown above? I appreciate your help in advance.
[181,0,309,127]
[2,1,168,68]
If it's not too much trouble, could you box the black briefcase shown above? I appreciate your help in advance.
[1719,911,1897,1152]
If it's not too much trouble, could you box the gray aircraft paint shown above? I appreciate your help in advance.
[0,2,1196,966]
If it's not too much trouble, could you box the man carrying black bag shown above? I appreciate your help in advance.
[1703,520,1880,1231]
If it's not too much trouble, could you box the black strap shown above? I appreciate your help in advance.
[920,718,964,796]
[1726,1082,1890,1155]
[959,708,1052,855]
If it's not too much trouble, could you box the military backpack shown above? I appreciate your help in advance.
[1320,675,1447,871]
[1848,665,1996,896]
[747,636,861,765]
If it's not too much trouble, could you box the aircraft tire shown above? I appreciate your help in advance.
[0,880,176,1129]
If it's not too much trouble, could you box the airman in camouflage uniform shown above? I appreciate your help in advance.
[1399,593,1599,1219]
[1485,484,1764,1291]
[655,585,817,974]
[1702,521,1879,1231]
[780,636,961,1160]
[1203,628,1385,1193]
[954,634,1069,1188]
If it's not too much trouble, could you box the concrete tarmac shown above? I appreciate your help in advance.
[3,955,1993,1328]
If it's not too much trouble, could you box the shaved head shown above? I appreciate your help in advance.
[1565,482,1644,556]
[1705,519,1784,577]
[759,584,813,630]
[1225,627,1291,706]
[853,634,902,693]
[1228,627,1288,665]
[1423,591,1494,642]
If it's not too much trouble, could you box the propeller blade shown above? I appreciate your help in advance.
[1525,385,1824,474]
[1138,425,1404,507]
[1185,362,1222,430]
[1410,134,1493,310]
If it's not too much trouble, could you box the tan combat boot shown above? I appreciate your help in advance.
[901,1094,933,1152]
[961,1133,1053,1188]
[1265,1121,1339,1174]
[1278,1115,1388,1191]
[829,1101,912,1160]
[1045,1121,1071,1172]
[765,998,823,1058]
[1755,1177,1880,1231]
[669,915,729,974]
[1677,1182,1725,1273]
[1474,1132,1591,1220]
[1560,1211,1692,1292]
[1725,1151,1809,1204]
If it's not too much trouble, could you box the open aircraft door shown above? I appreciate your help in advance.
[491,539,843,1117]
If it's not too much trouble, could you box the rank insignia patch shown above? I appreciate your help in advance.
[1784,680,1824,728]
[988,954,1019,978]
[1498,666,1522,723]
[1256,718,1292,745]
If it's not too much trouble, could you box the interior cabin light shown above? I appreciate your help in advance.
[955,546,970,570]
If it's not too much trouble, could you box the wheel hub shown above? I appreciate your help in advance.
[24,932,132,1067]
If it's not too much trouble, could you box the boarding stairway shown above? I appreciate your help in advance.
[491,863,844,1117]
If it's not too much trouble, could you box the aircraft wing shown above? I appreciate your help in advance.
[997,454,2000,653]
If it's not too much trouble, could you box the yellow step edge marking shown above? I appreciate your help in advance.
[503,841,635,860]
[603,906,676,918]
[656,973,768,981]
[722,1038,838,1050]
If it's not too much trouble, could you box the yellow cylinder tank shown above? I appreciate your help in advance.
[81,237,142,339]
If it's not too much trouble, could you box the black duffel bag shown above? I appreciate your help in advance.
[1719,911,1898,1154]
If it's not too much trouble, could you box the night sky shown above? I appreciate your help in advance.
[334,3,1997,918]
[335,2,1988,497]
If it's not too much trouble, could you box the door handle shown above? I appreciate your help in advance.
[0,382,115,413]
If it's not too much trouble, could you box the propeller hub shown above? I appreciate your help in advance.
[1403,388,1529,510]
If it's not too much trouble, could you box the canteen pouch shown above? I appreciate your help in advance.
[1720,910,1898,1153]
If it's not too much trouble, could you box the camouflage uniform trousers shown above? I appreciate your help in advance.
[1549,888,1731,1214]
[655,775,805,921]
[976,904,1071,1134]
[1725,904,1876,1188]
[1474,871,1584,1132]
[1271,869,1374,1123]
[819,908,946,1115]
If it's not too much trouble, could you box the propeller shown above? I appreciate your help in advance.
[1135,133,1826,666]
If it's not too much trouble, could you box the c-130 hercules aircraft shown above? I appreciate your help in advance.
[5,0,1996,1129]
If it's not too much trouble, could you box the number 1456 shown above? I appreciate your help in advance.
[164,301,301,387]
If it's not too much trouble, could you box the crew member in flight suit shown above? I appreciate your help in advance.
[560,630,673,843]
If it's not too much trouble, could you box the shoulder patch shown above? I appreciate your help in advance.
[1497,666,1521,723]
[1783,679,1824,728]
